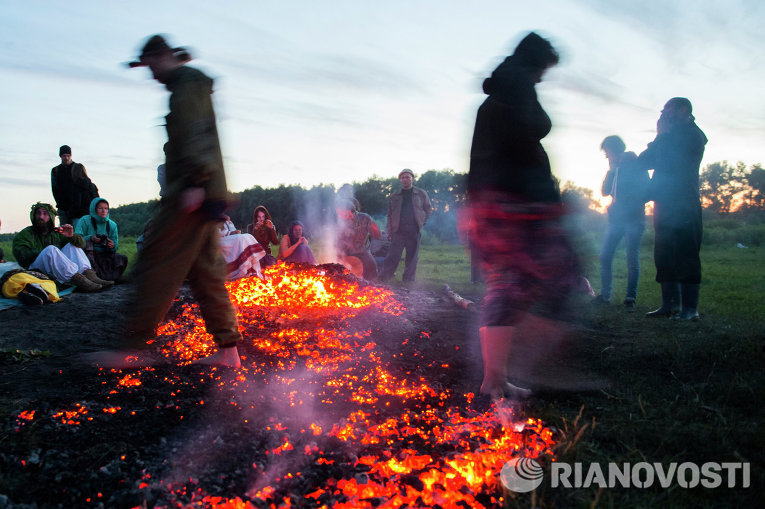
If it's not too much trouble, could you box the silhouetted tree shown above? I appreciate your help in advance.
[700,161,748,213]
[744,165,765,211]
[560,181,597,212]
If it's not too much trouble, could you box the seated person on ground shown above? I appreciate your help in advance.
[278,220,316,265]
[217,215,240,236]
[1,265,61,306]
[74,197,129,282]
[246,205,279,268]
[12,202,110,292]
[217,217,265,279]
[336,199,381,280]
[1,217,59,305]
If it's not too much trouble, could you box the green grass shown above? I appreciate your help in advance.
[3,223,764,314]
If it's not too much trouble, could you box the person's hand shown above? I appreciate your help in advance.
[106,239,115,249]
[61,224,74,237]
[91,235,101,243]
[232,230,241,235]
[180,187,205,214]
[265,220,274,229]
[656,113,670,135]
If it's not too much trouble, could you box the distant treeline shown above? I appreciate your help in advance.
[105,162,765,242]
[110,170,470,243]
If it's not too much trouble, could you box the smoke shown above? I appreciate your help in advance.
[292,183,358,266]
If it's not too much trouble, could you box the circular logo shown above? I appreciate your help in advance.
[500,458,544,493]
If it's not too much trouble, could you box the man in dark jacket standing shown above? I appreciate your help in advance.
[378,169,432,283]
[50,145,99,227]
[639,97,707,321]
[93,34,242,368]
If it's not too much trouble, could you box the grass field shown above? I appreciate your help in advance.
[1,218,763,506]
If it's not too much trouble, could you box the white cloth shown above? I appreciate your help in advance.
[218,233,265,279]
[29,244,91,283]
[218,220,237,237]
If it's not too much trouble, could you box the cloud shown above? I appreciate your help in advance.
[0,175,48,188]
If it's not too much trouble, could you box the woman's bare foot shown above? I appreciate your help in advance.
[480,379,532,400]
[192,345,242,368]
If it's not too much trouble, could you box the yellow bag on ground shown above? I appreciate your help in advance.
[1,272,61,302]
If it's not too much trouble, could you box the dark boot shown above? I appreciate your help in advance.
[83,269,115,287]
[70,272,103,293]
[646,282,680,318]
[673,284,700,321]
[17,289,44,306]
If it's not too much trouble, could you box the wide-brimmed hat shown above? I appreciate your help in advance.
[128,34,189,68]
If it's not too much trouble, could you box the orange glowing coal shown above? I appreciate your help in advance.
[100,262,557,507]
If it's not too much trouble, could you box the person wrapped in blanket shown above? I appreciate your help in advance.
[217,216,265,279]
[1,266,60,306]
[1,217,60,305]
[278,220,316,265]
[12,202,111,293]
[466,32,580,399]
[74,197,129,282]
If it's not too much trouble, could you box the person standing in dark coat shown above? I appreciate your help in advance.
[639,97,707,321]
[593,135,650,310]
[467,32,580,399]
[50,145,99,228]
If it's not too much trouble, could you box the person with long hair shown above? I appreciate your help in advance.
[278,220,316,265]
[246,205,279,268]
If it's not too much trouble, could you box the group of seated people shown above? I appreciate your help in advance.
[211,199,382,280]
[2,200,124,305]
[3,193,385,306]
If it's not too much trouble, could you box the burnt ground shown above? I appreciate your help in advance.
[0,273,760,508]
[0,276,521,508]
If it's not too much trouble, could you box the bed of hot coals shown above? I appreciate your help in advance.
[5,263,555,508]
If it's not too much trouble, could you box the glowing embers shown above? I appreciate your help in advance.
[228,263,405,321]
[154,263,403,366]
[94,263,556,507]
[317,406,555,508]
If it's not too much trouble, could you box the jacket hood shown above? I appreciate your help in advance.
[252,205,273,224]
[29,202,57,227]
[89,197,110,224]
[483,32,558,98]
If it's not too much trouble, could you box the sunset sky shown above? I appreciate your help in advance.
[1,0,763,232]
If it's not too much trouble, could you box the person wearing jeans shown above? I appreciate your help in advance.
[593,136,649,310]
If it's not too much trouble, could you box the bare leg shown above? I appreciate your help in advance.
[479,326,531,399]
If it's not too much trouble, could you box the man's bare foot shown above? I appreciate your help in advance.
[480,380,532,400]
[84,350,162,369]
[192,345,242,368]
